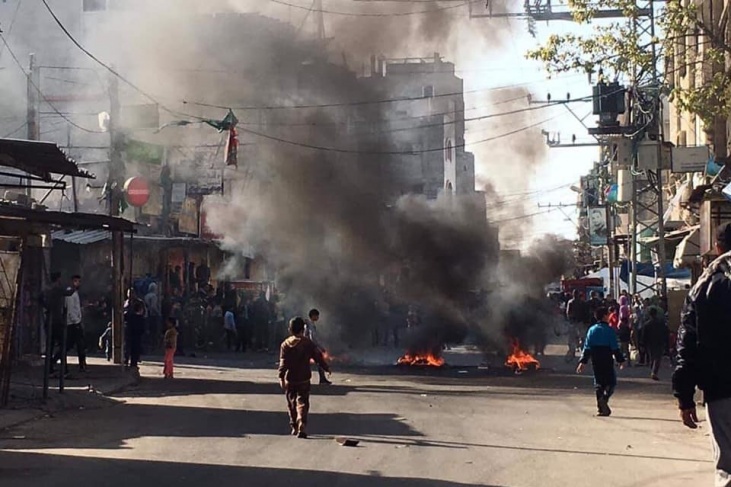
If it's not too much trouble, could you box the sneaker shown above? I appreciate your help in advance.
[597,397,611,416]
[290,426,298,436]
[297,431,308,439]
[319,379,332,385]
[651,374,660,381]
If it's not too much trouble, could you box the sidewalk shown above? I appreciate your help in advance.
[1,355,138,432]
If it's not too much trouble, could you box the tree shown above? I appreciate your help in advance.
[526,0,731,128]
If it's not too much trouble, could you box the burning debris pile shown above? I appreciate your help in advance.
[505,339,540,372]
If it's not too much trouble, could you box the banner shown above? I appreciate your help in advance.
[178,197,199,235]
[588,206,608,246]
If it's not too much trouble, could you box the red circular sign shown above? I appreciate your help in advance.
[124,177,150,207]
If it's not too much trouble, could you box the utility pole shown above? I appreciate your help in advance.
[107,71,124,364]
[26,54,40,197]
[314,0,326,40]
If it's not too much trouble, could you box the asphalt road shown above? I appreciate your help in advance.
[0,353,715,487]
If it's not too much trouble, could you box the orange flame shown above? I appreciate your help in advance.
[397,353,445,367]
[505,339,540,371]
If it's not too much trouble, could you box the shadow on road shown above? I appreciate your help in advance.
[0,402,422,450]
[0,451,501,487]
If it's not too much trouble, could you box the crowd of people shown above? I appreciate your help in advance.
[562,289,670,380]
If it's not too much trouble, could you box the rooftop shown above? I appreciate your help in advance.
[0,138,95,181]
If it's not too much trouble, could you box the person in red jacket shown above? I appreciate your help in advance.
[278,317,331,438]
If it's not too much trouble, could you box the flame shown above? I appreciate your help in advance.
[504,339,540,371]
[397,353,445,367]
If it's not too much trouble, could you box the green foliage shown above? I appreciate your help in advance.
[526,0,731,126]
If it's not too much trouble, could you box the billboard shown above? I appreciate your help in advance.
[588,206,608,246]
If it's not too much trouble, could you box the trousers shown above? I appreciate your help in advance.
[163,348,175,378]
[707,397,731,487]
[286,382,311,432]
[648,346,664,377]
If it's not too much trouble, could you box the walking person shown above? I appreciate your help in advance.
[565,290,588,359]
[251,292,271,352]
[577,306,626,417]
[278,317,331,438]
[163,317,178,379]
[673,222,731,486]
[641,307,668,381]
[617,295,633,367]
[99,322,112,361]
[44,272,68,376]
[306,309,331,385]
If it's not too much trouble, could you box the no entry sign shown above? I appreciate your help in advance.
[124,177,151,207]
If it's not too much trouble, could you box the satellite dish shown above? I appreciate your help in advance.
[98,111,110,132]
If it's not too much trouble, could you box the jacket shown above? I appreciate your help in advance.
[673,251,731,409]
[640,316,668,350]
[579,322,625,386]
[278,335,330,385]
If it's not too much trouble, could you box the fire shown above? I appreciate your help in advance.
[504,339,540,371]
[397,353,445,367]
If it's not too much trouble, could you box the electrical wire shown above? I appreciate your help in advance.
[239,111,565,155]
[268,0,475,17]
[0,34,105,134]
[1,122,27,138]
[0,0,23,61]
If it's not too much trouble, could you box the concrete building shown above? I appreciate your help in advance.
[360,53,477,201]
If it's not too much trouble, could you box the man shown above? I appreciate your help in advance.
[577,306,626,416]
[251,292,271,352]
[223,306,237,351]
[235,295,251,353]
[145,283,162,349]
[565,290,588,357]
[55,275,86,373]
[305,308,331,385]
[125,301,146,371]
[673,222,731,486]
[642,307,668,381]
[278,317,331,438]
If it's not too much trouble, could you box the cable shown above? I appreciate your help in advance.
[0,34,105,134]
[2,122,27,138]
[0,0,23,61]
[239,111,564,155]
[39,0,196,122]
[268,0,475,17]
[490,208,560,225]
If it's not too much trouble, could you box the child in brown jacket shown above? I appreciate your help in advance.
[278,317,331,438]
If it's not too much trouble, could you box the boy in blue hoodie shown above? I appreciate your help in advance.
[577,306,626,416]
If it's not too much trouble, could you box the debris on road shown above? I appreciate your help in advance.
[335,437,360,447]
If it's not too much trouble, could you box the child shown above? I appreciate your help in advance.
[163,317,178,379]
[278,317,331,438]
[305,308,331,385]
[577,306,626,416]
[98,322,112,361]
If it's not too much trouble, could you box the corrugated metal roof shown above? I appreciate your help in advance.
[52,229,110,245]
[0,138,94,181]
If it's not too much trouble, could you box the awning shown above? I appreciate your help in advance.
[52,229,215,245]
[673,226,701,268]
[0,138,94,181]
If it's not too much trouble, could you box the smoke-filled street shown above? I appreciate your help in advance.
[0,351,712,487]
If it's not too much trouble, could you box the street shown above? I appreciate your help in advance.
[0,351,713,487]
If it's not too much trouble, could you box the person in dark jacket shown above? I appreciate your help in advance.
[125,301,146,370]
[577,306,626,417]
[673,222,731,485]
[278,317,331,439]
[641,307,668,381]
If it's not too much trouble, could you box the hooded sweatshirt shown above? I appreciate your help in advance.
[278,335,330,385]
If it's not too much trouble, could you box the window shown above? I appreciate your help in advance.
[444,138,453,163]
[83,0,106,12]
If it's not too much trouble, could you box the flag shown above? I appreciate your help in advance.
[225,126,239,167]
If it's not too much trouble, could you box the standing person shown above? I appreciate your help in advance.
[565,290,587,358]
[631,295,646,366]
[251,292,271,352]
[617,295,633,367]
[235,295,251,353]
[673,222,731,486]
[163,317,178,379]
[126,301,146,371]
[65,275,86,372]
[641,307,668,381]
[305,309,331,385]
[223,307,237,351]
[278,316,331,439]
[144,283,162,350]
[577,306,626,417]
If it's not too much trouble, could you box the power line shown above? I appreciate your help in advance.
[1,122,27,138]
[268,0,474,17]
[239,112,565,155]
[0,0,23,61]
[0,34,105,134]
